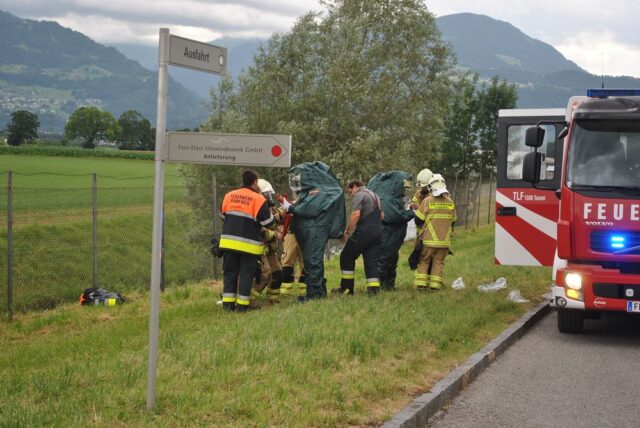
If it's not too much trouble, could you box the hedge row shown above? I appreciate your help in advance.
[0,145,155,160]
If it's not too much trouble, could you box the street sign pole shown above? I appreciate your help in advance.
[147,27,169,411]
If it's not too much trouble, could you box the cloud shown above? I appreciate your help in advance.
[0,0,322,42]
[557,31,640,78]
[2,0,640,76]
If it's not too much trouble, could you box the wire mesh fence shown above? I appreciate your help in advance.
[0,171,214,318]
[1,170,496,318]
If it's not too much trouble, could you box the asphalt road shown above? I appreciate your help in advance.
[429,311,640,428]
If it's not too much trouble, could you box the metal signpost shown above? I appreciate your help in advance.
[147,29,290,410]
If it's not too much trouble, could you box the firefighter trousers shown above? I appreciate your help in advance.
[414,246,448,290]
[339,230,382,292]
[252,251,282,302]
[377,222,407,290]
[281,233,306,296]
[222,252,258,309]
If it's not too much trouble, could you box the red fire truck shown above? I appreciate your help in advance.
[496,89,640,333]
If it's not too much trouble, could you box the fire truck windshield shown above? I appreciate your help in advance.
[566,120,640,189]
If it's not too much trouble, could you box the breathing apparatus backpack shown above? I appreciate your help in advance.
[80,287,125,306]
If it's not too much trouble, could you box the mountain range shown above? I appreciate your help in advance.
[0,10,208,133]
[118,13,640,108]
[1,10,640,133]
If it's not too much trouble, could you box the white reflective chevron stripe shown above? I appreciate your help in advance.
[495,190,557,239]
[495,223,541,266]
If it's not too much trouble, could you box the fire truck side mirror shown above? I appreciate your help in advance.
[522,152,542,184]
[525,126,545,148]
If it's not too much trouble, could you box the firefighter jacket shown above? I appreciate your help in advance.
[414,194,456,248]
[220,187,275,255]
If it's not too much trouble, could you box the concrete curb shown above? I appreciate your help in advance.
[382,301,551,428]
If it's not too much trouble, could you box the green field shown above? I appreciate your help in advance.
[1,154,184,188]
[1,154,213,312]
[0,225,552,427]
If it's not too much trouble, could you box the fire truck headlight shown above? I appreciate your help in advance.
[565,273,582,290]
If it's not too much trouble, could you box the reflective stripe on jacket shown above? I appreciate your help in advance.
[416,194,456,248]
[220,187,274,255]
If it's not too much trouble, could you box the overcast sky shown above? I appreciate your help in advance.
[1,0,639,77]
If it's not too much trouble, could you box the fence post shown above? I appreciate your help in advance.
[212,174,219,281]
[92,173,99,289]
[476,173,482,228]
[7,171,13,320]
[463,175,472,228]
[487,171,494,224]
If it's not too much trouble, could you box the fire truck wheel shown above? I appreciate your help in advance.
[557,308,584,334]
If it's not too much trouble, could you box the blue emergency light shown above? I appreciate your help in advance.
[587,88,640,98]
[610,235,626,249]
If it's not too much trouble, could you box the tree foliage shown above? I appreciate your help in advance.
[116,110,153,150]
[197,0,454,184]
[440,75,517,178]
[475,76,518,172]
[6,110,39,146]
[64,106,120,148]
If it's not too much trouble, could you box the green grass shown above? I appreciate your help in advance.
[0,155,187,211]
[0,154,183,187]
[0,206,212,312]
[0,225,552,427]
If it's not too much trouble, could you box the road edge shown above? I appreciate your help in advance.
[382,301,551,428]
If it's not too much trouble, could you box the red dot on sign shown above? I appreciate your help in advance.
[271,145,282,157]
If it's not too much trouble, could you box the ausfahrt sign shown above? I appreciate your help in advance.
[168,34,227,75]
[166,131,291,167]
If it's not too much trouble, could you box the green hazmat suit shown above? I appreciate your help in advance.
[289,161,346,299]
[368,170,414,290]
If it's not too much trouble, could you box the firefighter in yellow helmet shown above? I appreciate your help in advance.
[250,178,284,305]
[412,174,456,290]
[410,168,433,209]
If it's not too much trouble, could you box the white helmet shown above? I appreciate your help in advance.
[428,174,448,196]
[258,178,276,206]
[257,179,274,194]
[416,168,433,187]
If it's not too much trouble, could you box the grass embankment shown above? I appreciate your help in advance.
[0,225,551,427]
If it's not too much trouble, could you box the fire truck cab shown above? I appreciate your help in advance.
[496,89,640,333]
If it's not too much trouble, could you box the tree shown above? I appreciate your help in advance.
[6,110,39,146]
[474,76,517,172]
[441,73,480,179]
[117,110,153,150]
[64,106,120,148]
[204,0,455,181]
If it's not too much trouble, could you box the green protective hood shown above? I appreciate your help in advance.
[368,170,414,224]
[289,161,346,239]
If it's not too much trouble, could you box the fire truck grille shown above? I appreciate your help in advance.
[590,231,640,255]
[593,283,640,299]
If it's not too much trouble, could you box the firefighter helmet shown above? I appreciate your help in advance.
[257,179,274,194]
[416,168,433,187]
[257,179,276,206]
[428,174,448,196]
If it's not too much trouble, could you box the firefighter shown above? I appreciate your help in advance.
[368,171,415,291]
[280,161,345,300]
[412,174,456,290]
[219,170,275,311]
[409,168,433,209]
[334,180,384,295]
[250,179,283,305]
[280,232,306,297]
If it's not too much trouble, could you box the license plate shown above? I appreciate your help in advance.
[626,301,640,313]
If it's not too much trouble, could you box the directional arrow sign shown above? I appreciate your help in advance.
[168,34,227,75]
[166,132,291,167]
